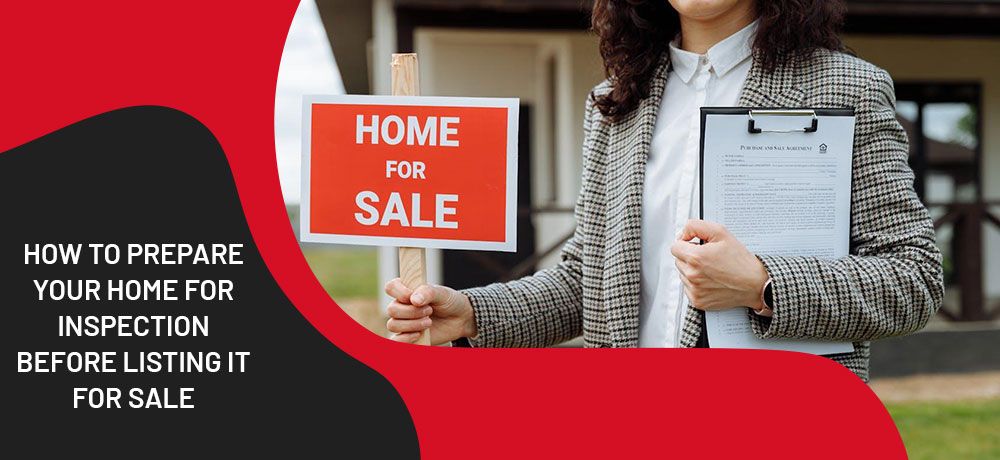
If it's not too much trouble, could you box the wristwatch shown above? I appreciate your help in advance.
[754,278,774,317]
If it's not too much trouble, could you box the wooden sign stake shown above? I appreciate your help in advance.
[391,53,431,346]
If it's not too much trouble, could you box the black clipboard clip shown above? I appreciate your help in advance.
[747,109,818,134]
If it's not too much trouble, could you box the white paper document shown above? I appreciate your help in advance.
[700,109,856,355]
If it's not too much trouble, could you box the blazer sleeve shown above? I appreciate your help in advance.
[459,98,597,347]
[748,69,944,342]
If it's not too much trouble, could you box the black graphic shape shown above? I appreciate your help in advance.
[2,107,419,457]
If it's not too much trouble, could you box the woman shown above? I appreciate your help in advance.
[383,0,943,381]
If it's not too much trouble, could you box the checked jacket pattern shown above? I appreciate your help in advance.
[463,49,944,381]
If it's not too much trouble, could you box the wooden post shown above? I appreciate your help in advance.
[957,204,986,321]
[391,53,431,345]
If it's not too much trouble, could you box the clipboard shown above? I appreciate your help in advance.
[698,107,854,216]
[697,107,856,355]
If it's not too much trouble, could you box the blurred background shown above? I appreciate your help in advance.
[276,1,1000,458]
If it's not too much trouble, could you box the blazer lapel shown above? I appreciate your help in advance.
[738,56,804,107]
[603,55,671,348]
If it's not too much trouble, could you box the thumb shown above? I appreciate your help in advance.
[411,284,449,307]
[679,219,727,243]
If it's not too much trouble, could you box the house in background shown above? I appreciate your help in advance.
[312,0,1000,331]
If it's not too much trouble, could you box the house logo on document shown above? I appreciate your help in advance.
[819,143,828,154]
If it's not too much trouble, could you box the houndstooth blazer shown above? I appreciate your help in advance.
[462,49,944,381]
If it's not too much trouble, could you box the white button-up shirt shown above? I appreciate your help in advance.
[638,21,757,347]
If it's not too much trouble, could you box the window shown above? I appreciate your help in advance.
[894,83,981,204]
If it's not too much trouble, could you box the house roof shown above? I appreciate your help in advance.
[316,0,1000,95]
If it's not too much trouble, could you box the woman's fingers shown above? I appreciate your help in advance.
[386,316,432,334]
[384,277,414,303]
[411,284,447,307]
[389,332,422,343]
[683,285,697,307]
[385,284,433,341]
[386,302,433,319]
[678,271,694,290]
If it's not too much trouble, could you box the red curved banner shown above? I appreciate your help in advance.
[0,2,905,458]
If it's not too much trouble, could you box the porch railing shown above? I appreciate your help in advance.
[931,200,1000,321]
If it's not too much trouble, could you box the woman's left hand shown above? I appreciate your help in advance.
[670,219,770,311]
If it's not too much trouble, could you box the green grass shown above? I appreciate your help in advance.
[301,246,379,299]
[887,399,1000,460]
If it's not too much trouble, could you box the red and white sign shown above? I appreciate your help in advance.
[301,95,519,251]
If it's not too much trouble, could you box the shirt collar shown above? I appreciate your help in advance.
[669,19,757,84]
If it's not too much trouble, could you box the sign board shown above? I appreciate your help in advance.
[301,95,519,252]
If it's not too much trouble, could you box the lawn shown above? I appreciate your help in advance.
[300,246,379,300]
[887,399,1000,460]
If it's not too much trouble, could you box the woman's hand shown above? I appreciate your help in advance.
[670,219,769,311]
[384,279,477,345]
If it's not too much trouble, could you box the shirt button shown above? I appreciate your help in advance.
[699,56,709,66]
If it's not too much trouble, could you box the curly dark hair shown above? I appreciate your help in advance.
[591,0,847,121]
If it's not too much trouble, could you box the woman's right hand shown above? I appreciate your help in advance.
[384,278,477,345]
